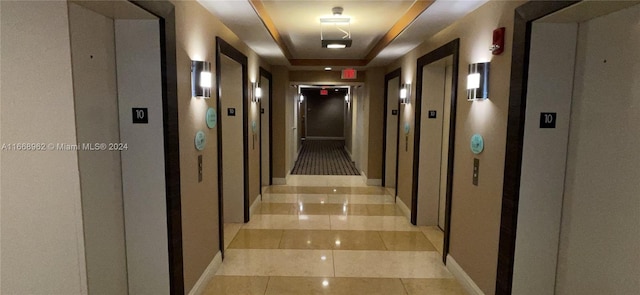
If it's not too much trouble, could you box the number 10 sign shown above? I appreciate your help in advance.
[540,112,556,128]
[132,108,148,124]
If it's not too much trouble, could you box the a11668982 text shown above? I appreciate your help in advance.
[1,142,129,151]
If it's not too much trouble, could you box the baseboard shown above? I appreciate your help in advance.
[188,251,222,295]
[249,195,261,217]
[396,196,411,220]
[345,147,353,160]
[305,136,345,140]
[285,172,292,183]
[385,187,395,197]
[272,178,286,185]
[446,254,485,295]
[366,179,382,186]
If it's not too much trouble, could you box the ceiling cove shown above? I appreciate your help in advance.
[248,0,434,67]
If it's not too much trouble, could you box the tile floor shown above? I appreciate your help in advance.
[205,175,466,294]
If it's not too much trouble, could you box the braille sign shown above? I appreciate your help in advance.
[428,110,437,119]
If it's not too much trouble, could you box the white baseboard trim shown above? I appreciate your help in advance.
[305,136,345,140]
[272,178,286,185]
[249,196,261,217]
[345,147,353,160]
[366,179,382,186]
[446,254,485,295]
[396,196,411,220]
[188,251,222,295]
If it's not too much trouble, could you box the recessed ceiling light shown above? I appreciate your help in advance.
[327,43,346,49]
[324,67,332,71]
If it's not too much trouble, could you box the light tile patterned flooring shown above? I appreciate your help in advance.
[205,176,466,294]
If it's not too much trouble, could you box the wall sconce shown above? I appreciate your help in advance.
[467,62,490,100]
[399,83,411,104]
[191,60,211,98]
[252,82,262,103]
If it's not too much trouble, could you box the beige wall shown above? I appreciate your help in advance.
[248,46,263,208]
[1,1,88,293]
[344,86,354,155]
[384,76,400,189]
[260,75,271,185]
[171,0,269,292]
[387,0,524,293]
[365,67,385,181]
[249,81,262,206]
[354,85,366,172]
[271,66,289,179]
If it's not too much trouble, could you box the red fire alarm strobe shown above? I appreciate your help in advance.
[341,68,357,79]
[491,27,505,55]
[320,89,328,95]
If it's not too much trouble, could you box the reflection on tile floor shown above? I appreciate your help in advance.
[205,178,465,295]
[257,203,403,216]
[265,277,408,295]
[216,249,334,277]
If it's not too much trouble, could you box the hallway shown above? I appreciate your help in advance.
[291,140,360,175]
[203,176,464,294]
[4,1,639,294]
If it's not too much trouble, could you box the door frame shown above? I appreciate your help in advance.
[382,69,401,196]
[410,39,460,263]
[496,1,580,293]
[259,67,273,186]
[128,1,183,293]
[215,37,250,257]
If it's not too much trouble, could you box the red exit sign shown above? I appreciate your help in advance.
[320,89,328,95]
[341,68,357,79]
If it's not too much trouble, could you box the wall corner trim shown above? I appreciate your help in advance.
[187,251,222,295]
[396,196,411,221]
[446,254,485,295]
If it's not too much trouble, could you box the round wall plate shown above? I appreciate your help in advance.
[195,130,206,151]
[470,134,484,154]
[206,107,217,129]
[252,120,257,133]
[404,122,410,135]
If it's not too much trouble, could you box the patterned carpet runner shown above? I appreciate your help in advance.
[291,140,360,175]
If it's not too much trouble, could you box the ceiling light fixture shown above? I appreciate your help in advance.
[325,42,349,49]
[324,67,332,71]
[332,6,343,16]
[320,17,351,24]
[321,7,352,49]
